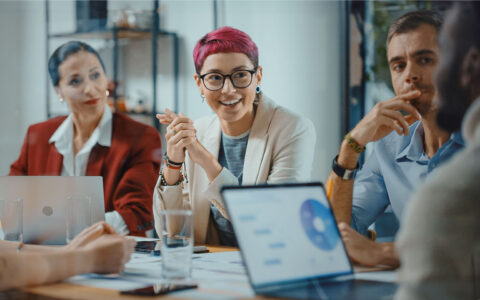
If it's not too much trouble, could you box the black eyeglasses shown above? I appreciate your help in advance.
[199,68,258,91]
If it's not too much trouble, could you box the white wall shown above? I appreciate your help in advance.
[0,0,343,180]
[0,1,23,175]
[0,1,46,175]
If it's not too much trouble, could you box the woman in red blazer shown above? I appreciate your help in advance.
[9,41,161,236]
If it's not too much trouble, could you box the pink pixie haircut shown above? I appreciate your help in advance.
[193,26,259,74]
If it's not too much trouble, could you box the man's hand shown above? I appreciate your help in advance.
[349,90,422,147]
[338,223,399,268]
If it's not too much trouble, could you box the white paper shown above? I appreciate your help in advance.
[66,275,150,291]
[128,236,160,242]
[67,250,254,297]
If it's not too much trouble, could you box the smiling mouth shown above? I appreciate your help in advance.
[220,99,241,106]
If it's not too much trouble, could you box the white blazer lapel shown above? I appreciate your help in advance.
[243,97,276,184]
[201,117,222,160]
[192,117,222,243]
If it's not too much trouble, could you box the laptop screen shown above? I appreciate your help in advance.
[222,183,352,288]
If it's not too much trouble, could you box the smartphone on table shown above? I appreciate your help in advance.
[120,283,198,296]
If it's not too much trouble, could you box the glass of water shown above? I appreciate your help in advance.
[65,195,92,244]
[0,198,23,242]
[160,210,193,280]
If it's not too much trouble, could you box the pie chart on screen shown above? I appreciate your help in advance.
[300,199,339,251]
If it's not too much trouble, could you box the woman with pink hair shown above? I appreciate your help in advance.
[153,27,316,245]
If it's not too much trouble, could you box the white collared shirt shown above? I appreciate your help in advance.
[49,105,129,234]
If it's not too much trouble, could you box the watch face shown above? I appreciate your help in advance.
[343,169,356,180]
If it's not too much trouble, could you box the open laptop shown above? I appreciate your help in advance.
[0,176,105,245]
[221,182,397,299]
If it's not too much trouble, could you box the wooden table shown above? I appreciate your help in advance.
[20,246,272,300]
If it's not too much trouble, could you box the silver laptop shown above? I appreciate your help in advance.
[221,182,397,299]
[0,176,105,245]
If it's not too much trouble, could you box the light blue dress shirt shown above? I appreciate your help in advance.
[351,121,465,236]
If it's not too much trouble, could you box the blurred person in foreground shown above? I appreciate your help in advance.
[395,2,480,299]
[9,41,161,236]
[0,222,135,291]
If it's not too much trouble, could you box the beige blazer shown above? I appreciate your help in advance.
[153,96,316,244]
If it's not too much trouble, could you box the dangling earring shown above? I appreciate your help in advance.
[59,98,64,103]
[200,94,206,103]
[255,86,261,94]
[106,90,110,97]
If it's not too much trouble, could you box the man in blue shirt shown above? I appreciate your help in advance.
[329,10,464,268]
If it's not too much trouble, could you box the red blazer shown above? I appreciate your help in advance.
[9,113,162,236]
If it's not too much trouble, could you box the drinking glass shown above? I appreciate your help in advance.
[160,210,193,280]
[0,198,23,242]
[65,195,92,243]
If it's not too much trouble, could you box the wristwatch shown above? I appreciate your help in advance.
[331,155,359,180]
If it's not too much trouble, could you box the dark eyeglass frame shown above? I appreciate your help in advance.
[199,67,258,91]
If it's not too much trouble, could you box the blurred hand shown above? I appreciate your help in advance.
[65,221,116,250]
[157,109,197,163]
[338,222,381,267]
[83,234,136,274]
[349,90,422,146]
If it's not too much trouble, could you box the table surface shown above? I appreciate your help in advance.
[19,245,395,300]
[22,245,273,300]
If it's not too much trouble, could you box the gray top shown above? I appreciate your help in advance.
[210,130,250,246]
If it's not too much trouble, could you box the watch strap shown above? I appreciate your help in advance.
[331,155,359,180]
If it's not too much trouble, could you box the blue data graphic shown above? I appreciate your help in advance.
[300,199,339,251]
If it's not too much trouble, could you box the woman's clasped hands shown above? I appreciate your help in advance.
[157,109,198,164]
[157,109,222,182]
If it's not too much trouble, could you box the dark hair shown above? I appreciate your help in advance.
[48,41,106,86]
[454,2,480,49]
[435,1,480,132]
[387,10,443,46]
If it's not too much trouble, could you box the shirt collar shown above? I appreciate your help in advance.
[49,104,112,148]
[97,105,112,147]
[395,121,426,162]
[395,120,464,162]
